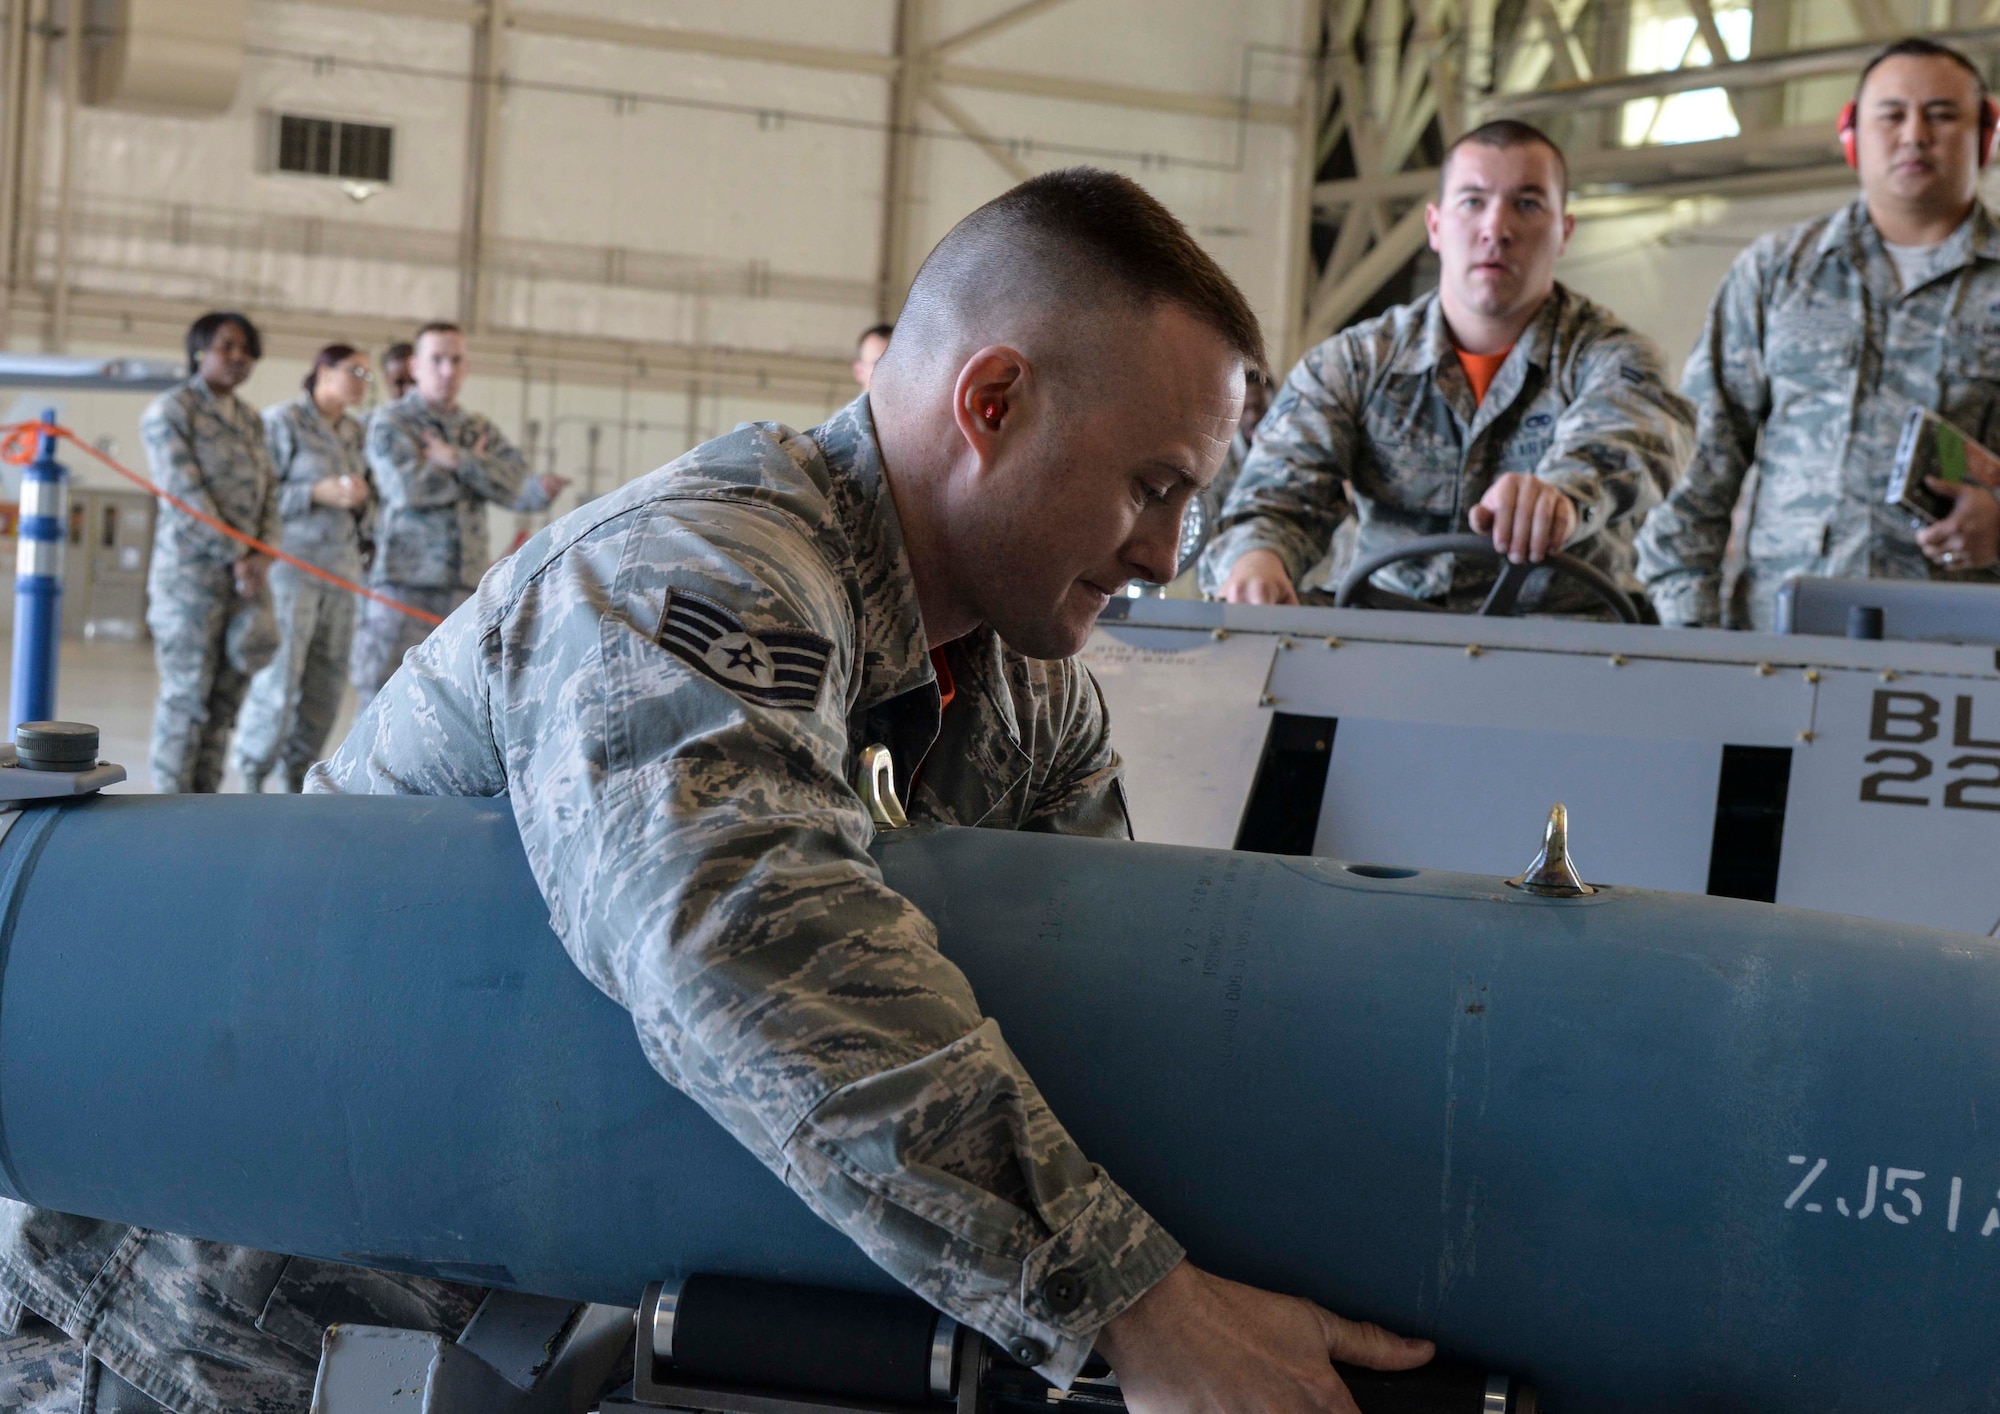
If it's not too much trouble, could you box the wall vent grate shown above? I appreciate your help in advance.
[273,115,393,185]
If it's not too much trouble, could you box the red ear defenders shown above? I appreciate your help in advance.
[1839,93,2000,168]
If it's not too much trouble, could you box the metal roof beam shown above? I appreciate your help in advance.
[931,62,1294,123]
[930,0,1077,58]
[1314,121,1845,211]
[1486,23,2000,116]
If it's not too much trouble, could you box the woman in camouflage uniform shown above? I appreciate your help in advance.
[141,312,279,793]
[233,345,374,792]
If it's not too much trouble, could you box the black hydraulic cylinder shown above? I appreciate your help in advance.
[665,1274,942,1405]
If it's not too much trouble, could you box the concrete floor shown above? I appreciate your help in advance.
[9,635,361,793]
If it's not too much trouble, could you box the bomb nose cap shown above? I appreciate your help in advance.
[1507,802,1596,898]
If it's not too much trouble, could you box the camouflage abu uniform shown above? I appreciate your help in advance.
[0,1205,482,1414]
[1205,427,1255,524]
[1199,285,1694,612]
[232,395,373,792]
[142,376,280,794]
[310,395,1183,1385]
[1636,199,2000,629]
[0,1309,151,1412]
[349,389,531,704]
[466,457,559,588]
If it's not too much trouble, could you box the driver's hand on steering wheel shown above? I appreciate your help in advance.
[1217,549,1299,605]
[1468,474,1578,565]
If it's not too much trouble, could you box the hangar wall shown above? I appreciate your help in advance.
[6,0,1995,546]
[1562,188,1850,372]
[0,0,1314,565]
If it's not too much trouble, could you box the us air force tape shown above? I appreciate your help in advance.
[658,588,832,710]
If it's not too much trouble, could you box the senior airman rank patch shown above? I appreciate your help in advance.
[659,588,831,709]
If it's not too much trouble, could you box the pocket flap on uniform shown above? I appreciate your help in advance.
[1765,312,1857,374]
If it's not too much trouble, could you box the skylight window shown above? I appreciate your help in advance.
[1620,1,1754,147]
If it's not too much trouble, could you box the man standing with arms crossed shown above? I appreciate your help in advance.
[1202,120,1692,613]
[1638,37,2000,628]
[351,322,559,705]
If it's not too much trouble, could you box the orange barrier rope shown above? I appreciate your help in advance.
[1,418,444,626]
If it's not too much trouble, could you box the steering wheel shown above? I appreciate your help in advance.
[1332,532,1647,623]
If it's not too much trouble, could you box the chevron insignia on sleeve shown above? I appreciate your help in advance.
[659,588,832,710]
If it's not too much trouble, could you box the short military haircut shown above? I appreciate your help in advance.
[1440,120,1569,205]
[414,321,463,349]
[185,311,261,373]
[898,167,1265,377]
[383,341,414,362]
[857,322,894,351]
[1856,36,1989,105]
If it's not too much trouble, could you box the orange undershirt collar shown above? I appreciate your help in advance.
[1455,345,1512,405]
[930,645,956,712]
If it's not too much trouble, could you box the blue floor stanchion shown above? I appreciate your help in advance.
[10,412,68,738]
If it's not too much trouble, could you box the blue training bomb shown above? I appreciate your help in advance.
[0,792,1991,1412]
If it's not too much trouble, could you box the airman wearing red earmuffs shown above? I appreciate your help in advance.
[1837,80,2000,170]
[1637,37,2000,630]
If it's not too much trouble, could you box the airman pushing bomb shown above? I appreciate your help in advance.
[0,168,1437,1414]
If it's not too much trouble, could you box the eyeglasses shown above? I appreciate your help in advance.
[337,363,372,381]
